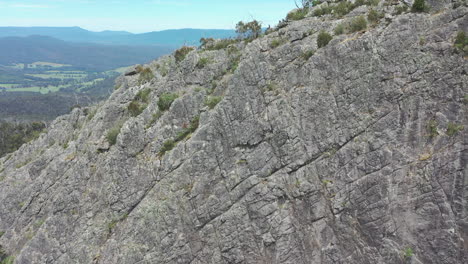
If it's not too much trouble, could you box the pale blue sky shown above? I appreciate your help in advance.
[0,0,297,33]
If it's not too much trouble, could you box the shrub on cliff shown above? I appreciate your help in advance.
[174,46,194,63]
[317,31,333,48]
[157,93,179,111]
[411,0,426,12]
[236,20,262,39]
[348,16,368,32]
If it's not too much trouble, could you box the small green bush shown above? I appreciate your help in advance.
[367,9,383,23]
[404,247,414,258]
[127,101,146,117]
[348,16,368,33]
[138,67,154,84]
[174,115,200,142]
[1,256,15,264]
[196,57,211,69]
[454,31,468,55]
[395,4,408,15]
[301,50,315,60]
[135,88,151,103]
[270,38,287,48]
[228,55,241,73]
[287,8,308,21]
[205,96,223,109]
[427,120,439,138]
[157,93,179,111]
[411,0,426,12]
[159,139,175,156]
[446,123,464,137]
[334,1,354,17]
[106,123,123,146]
[146,112,163,128]
[334,24,345,35]
[174,46,194,63]
[313,6,333,17]
[317,31,333,48]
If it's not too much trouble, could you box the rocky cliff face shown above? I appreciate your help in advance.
[0,1,467,263]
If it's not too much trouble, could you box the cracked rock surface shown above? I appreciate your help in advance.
[0,1,467,263]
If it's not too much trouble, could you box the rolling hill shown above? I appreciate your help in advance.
[0,35,173,71]
[0,27,237,46]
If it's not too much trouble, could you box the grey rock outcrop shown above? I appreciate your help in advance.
[0,1,467,263]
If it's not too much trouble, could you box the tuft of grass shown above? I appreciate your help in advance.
[137,67,154,85]
[270,38,287,48]
[287,8,308,21]
[301,50,315,60]
[334,24,345,35]
[174,46,195,63]
[395,4,408,15]
[427,120,439,138]
[135,88,151,103]
[411,0,426,13]
[404,247,414,258]
[106,123,123,146]
[446,123,464,137]
[367,9,383,23]
[1,256,15,264]
[147,111,163,128]
[159,139,175,156]
[348,16,368,33]
[157,93,179,112]
[317,31,333,48]
[228,55,241,73]
[454,31,468,56]
[196,57,212,69]
[204,96,223,109]
[127,101,146,117]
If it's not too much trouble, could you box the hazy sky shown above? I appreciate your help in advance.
[0,0,297,33]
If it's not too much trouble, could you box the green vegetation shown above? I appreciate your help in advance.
[159,139,175,156]
[270,38,287,48]
[334,24,345,35]
[147,112,163,128]
[427,120,438,138]
[128,88,151,117]
[411,0,426,13]
[301,50,315,60]
[127,101,145,117]
[159,115,200,156]
[174,46,195,63]
[0,121,45,158]
[228,54,242,73]
[395,4,408,15]
[367,9,383,23]
[0,256,15,264]
[135,88,151,103]
[137,67,154,85]
[287,8,308,21]
[174,115,200,142]
[404,247,414,258]
[106,123,123,146]
[196,57,212,69]
[200,38,239,51]
[446,123,464,137]
[317,31,333,48]
[454,31,468,55]
[236,20,262,39]
[157,93,179,111]
[348,16,368,33]
[205,96,223,109]
[312,0,377,18]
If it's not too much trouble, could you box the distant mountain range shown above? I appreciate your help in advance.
[0,27,237,46]
[0,35,174,71]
